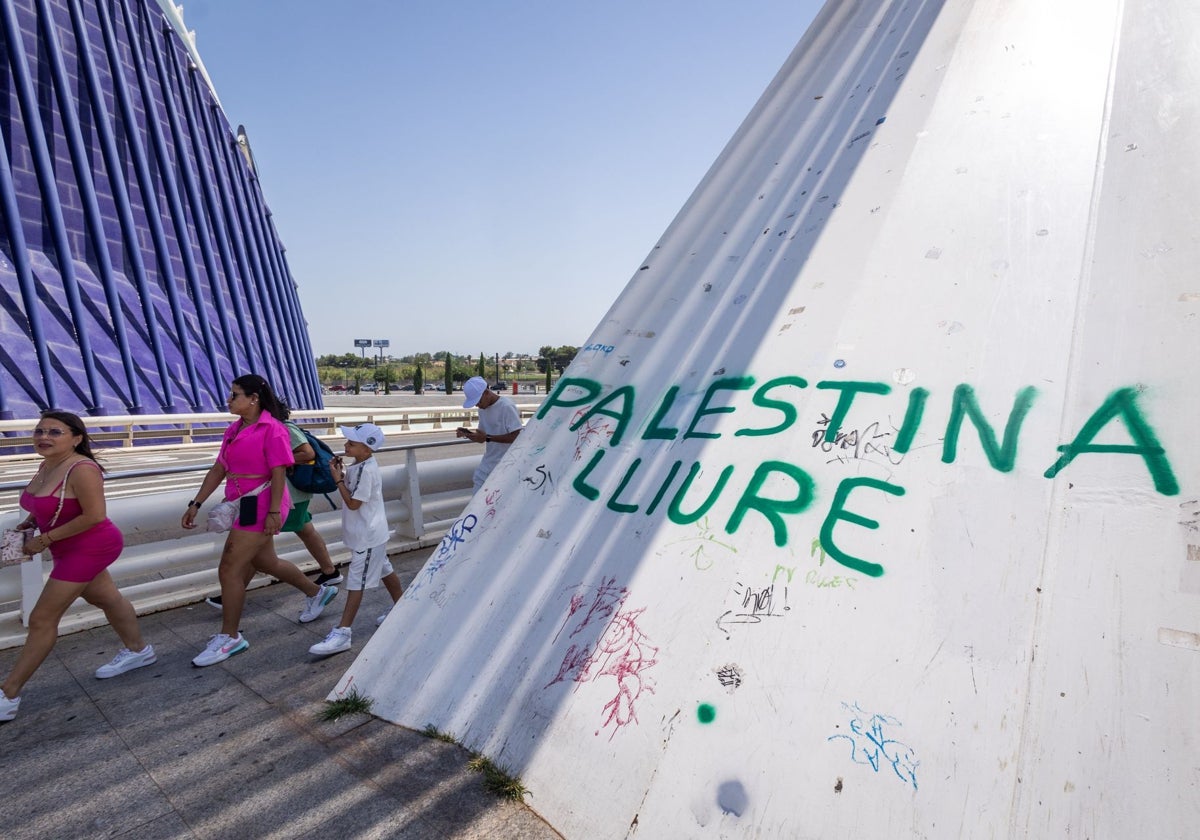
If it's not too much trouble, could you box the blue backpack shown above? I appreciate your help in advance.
[288,426,339,494]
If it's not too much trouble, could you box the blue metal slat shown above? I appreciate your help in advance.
[67,0,172,412]
[0,117,56,416]
[209,124,287,379]
[93,0,184,410]
[113,0,205,408]
[1,0,103,412]
[142,13,228,407]
[36,0,142,410]
[161,36,241,385]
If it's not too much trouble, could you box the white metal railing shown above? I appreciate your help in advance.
[0,439,484,650]
[0,403,542,456]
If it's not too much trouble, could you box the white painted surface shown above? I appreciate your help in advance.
[339,1,1200,836]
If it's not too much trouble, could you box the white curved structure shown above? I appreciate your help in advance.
[339,1,1200,836]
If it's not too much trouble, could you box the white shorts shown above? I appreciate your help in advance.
[345,543,393,590]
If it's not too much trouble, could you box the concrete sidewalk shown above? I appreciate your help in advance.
[0,550,562,840]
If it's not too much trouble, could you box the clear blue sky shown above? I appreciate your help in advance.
[180,1,823,359]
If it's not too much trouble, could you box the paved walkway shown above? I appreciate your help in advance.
[0,549,562,840]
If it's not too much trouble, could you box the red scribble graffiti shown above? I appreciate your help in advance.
[591,607,657,735]
[565,576,627,639]
[484,488,502,519]
[546,579,658,738]
[572,410,614,462]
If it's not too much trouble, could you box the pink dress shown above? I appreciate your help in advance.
[19,461,123,583]
[217,413,295,532]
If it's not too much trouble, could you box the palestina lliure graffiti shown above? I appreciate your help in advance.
[536,376,1178,578]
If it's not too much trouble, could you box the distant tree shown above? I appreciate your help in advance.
[376,365,395,394]
[444,351,453,393]
[544,364,552,393]
[476,352,486,377]
[535,345,578,374]
[414,363,424,394]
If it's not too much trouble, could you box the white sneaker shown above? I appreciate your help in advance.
[0,691,19,721]
[96,645,157,679]
[376,608,392,626]
[309,626,352,657]
[192,633,249,667]
[299,584,338,623]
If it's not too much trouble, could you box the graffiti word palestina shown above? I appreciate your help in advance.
[536,377,1179,578]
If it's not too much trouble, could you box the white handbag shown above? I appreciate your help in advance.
[205,482,268,533]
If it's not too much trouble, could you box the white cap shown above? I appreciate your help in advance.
[339,422,385,451]
[462,376,487,409]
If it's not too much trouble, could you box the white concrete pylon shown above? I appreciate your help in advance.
[339,1,1200,836]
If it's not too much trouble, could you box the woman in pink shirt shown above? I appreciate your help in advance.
[181,375,337,667]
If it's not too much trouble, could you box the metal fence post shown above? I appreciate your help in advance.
[405,449,424,539]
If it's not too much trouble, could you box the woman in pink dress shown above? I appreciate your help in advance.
[182,375,337,667]
[0,411,156,723]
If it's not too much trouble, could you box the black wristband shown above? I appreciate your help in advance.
[187,500,202,509]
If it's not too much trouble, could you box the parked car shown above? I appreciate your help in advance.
[492,381,508,391]
[329,385,346,392]
[398,384,414,391]
[361,383,377,392]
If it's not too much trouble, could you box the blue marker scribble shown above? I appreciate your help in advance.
[409,513,478,594]
[828,701,919,790]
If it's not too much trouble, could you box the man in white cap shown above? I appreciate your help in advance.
[456,376,523,492]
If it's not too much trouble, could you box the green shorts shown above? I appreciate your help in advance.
[282,500,312,533]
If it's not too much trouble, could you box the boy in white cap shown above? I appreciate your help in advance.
[308,423,404,657]
[456,376,523,492]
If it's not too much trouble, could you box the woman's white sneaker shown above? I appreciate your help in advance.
[95,645,157,679]
[309,626,352,657]
[0,691,19,721]
[192,633,249,667]
[299,584,338,623]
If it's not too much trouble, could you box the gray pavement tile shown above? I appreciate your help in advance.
[0,569,560,840]
[292,791,434,839]
[108,812,197,840]
[328,720,558,838]
[2,699,177,840]
[493,806,566,840]
[134,707,345,834]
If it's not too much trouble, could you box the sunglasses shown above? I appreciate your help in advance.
[32,428,69,438]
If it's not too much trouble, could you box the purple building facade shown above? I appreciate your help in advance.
[0,0,321,419]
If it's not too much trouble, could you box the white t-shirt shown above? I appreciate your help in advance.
[474,395,523,489]
[341,457,389,550]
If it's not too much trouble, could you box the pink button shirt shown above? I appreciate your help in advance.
[217,413,295,503]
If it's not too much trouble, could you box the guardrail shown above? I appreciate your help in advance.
[0,437,485,650]
[0,402,543,456]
